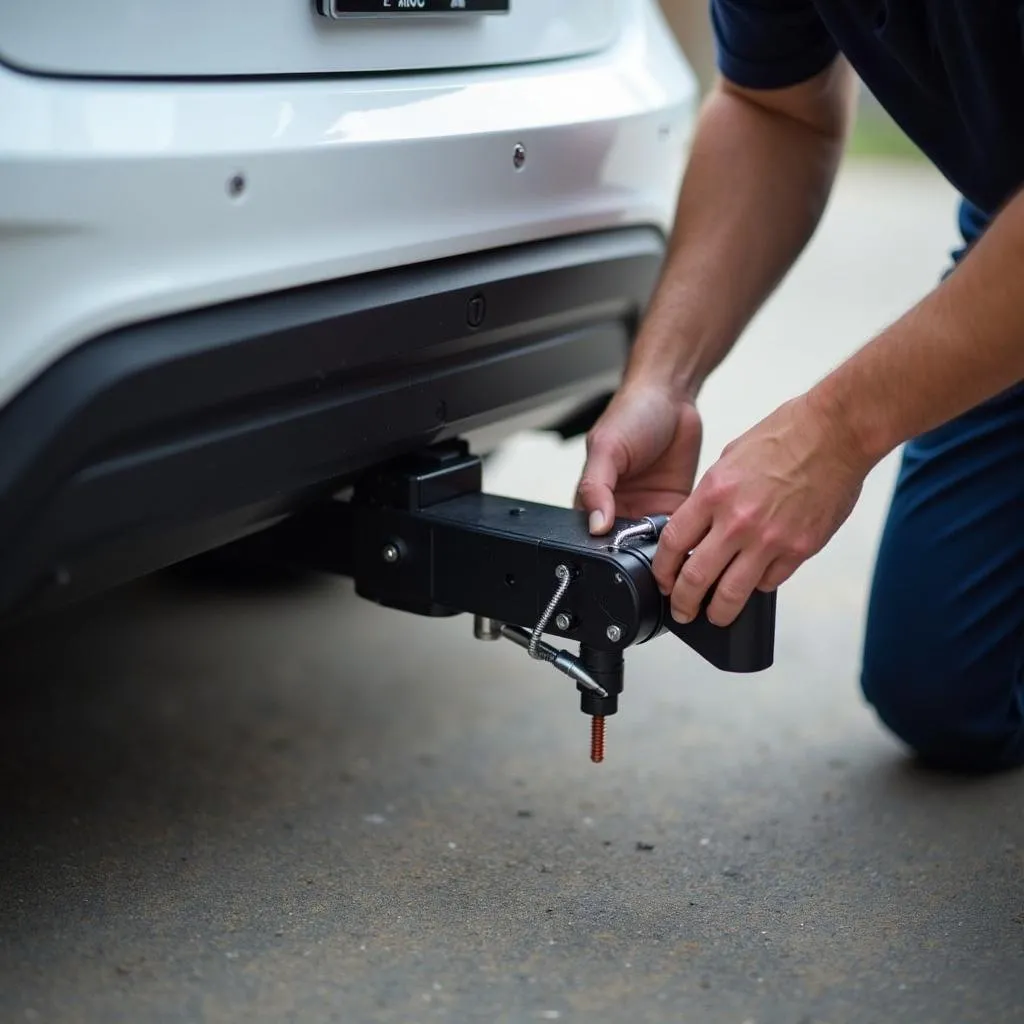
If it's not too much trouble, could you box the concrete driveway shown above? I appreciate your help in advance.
[2,163,1022,1024]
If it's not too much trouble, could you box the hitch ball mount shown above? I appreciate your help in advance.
[265,441,777,763]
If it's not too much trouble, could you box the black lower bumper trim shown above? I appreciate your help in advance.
[0,227,664,617]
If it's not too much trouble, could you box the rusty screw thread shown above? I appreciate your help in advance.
[590,716,606,764]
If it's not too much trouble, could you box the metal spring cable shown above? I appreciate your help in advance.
[529,564,571,660]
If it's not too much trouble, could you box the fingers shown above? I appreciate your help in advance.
[652,494,713,610]
[657,516,801,628]
[576,441,622,535]
[757,556,802,593]
[705,550,775,627]
[666,529,739,625]
[654,482,780,628]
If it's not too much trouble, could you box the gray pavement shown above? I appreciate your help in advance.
[2,164,1023,1024]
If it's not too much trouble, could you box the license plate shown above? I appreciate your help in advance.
[319,0,510,16]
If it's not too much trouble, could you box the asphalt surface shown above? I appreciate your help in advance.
[2,164,1022,1024]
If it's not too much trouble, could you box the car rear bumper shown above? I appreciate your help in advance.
[0,1,695,410]
[0,227,665,618]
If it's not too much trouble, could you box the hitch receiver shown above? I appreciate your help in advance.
[268,441,776,763]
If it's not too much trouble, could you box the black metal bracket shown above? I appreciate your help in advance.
[259,441,776,757]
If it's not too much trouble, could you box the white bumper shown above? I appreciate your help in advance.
[0,2,696,408]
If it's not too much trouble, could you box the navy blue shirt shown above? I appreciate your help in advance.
[711,1,1024,253]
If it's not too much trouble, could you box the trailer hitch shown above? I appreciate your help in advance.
[265,441,776,763]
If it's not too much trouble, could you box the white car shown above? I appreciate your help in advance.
[0,0,696,615]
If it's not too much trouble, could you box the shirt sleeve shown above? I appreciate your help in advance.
[710,0,840,90]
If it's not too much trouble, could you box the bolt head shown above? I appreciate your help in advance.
[513,143,527,170]
[606,624,623,643]
[381,543,401,564]
[555,613,572,631]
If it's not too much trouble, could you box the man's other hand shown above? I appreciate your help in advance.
[575,382,703,534]
[652,394,871,628]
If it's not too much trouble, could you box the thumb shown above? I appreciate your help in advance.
[576,445,619,535]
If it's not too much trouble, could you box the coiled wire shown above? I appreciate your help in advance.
[529,564,571,660]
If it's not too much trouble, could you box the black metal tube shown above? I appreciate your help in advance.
[577,645,624,717]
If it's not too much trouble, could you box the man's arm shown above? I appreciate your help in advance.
[654,185,1024,629]
[577,59,858,534]
[624,60,858,403]
[812,187,1024,461]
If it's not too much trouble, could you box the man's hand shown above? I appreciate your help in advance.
[575,382,703,533]
[652,393,871,628]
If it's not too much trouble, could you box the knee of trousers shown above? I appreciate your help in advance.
[861,640,1024,773]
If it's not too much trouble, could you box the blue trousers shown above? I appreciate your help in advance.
[861,378,1024,771]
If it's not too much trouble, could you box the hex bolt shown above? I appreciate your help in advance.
[381,543,401,564]
[606,624,623,643]
[555,612,572,631]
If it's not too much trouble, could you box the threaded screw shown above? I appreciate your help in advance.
[590,716,606,764]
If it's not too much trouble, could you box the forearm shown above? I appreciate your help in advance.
[626,62,855,398]
[810,186,1024,468]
